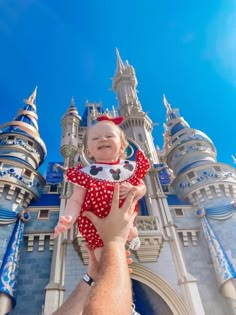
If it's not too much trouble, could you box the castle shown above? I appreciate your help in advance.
[0,50,235,315]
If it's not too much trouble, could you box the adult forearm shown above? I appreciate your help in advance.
[53,280,91,315]
[83,243,132,315]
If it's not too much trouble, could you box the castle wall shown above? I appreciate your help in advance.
[11,237,52,315]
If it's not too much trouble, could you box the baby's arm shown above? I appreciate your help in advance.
[54,185,87,238]
[120,180,146,201]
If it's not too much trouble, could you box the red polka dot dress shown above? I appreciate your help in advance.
[65,150,150,249]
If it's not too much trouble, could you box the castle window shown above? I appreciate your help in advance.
[138,134,143,142]
[179,146,184,151]
[28,140,33,146]
[24,169,32,178]
[8,136,15,140]
[162,185,169,193]
[187,171,195,179]
[38,209,50,219]
[175,208,184,216]
[50,184,58,193]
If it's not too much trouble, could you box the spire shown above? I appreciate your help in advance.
[0,87,47,160]
[1,87,40,133]
[115,48,125,73]
[163,94,172,112]
[70,96,75,107]
[63,97,81,120]
[23,86,37,110]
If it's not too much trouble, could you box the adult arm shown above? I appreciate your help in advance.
[52,247,98,315]
[82,184,137,315]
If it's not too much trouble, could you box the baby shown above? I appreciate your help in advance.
[54,115,150,258]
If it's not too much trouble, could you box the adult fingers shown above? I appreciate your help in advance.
[121,187,136,215]
[125,250,131,257]
[127,257,133,265]
[110,184,120,212]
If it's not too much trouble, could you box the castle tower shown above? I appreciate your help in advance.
[112,49,158,163]
[43,98,82,315]
[164,95,236,218]
[164,96,236,312]
[60,97,81,167]
[0,88,46,313]
[113,54,205,315]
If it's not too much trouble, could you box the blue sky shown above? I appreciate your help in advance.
[0,0,235,175]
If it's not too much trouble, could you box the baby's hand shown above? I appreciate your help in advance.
[54,215,73,238]
[119,182,138,199]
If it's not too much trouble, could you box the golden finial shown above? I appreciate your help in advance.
[163,94,171,112]
[23,86,37,109]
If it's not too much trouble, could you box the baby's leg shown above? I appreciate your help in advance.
[127,226,141,251]
[128,226,138,241]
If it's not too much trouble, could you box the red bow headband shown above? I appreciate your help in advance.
[96,115,124,125]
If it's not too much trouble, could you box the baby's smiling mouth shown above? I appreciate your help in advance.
[97,145,110,150]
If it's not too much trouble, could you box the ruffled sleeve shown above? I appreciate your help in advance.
[65,164,89,190]
[135,150,150,179]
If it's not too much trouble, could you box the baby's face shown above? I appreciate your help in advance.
[87,122,122,163]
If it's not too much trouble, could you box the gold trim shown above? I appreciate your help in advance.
[131,263,189,315]
[0,158,45,183]
[0,121,39,136]
[0,122,47,153]
[17,109,38,120]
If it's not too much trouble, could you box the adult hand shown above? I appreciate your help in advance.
[54,215,73,238]
[83,184,137,246]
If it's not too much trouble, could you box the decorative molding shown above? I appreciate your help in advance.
[177,229,199,246]
[135,235,163,262]
[73,234,88,265]
[136,216,159,231]
[24,233,54,252]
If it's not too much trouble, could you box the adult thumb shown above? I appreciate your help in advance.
[83,211,99,225]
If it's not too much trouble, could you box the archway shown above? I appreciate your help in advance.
[131,264,188,315]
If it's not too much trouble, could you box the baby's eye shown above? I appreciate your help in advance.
[92,137,99,140]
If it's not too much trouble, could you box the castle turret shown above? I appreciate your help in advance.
[164,96,236,309]
[112,48,141,115]
[112,49,158,163]
[164,96,236,219]
[60,97,81,166]
[0,88,46,313]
